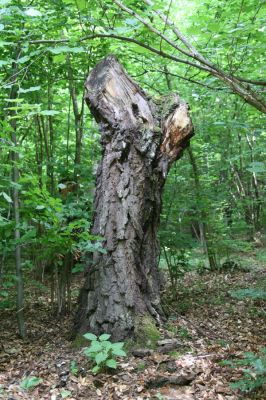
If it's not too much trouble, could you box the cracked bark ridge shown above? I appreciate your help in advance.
[74,55,194,340]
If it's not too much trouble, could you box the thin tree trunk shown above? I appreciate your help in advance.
[47,65,55,195]
[187,147,218,269]
[9,49,26,339]
[74,55,194,340]
[66,55,84,180]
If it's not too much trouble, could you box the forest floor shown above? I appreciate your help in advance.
[0,256,265,400]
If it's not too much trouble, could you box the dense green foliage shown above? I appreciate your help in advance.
[0,0,265,333]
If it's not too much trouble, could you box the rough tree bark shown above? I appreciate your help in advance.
[74,55,194,340]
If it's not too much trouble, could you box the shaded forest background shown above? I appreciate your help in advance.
[0,0,265,333]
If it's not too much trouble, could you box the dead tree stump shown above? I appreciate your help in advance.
[74,55,194,340]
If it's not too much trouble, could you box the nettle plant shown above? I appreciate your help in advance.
[83,333,127,374]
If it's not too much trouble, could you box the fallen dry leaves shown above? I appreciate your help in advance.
[0,267,265,399]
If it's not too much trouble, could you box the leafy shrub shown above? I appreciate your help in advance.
[83,333,127,374]
[163,248,192,291]
[222,348,266,393]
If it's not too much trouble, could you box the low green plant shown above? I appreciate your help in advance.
[70,360,78,376]
[20,376,43,390]
[83,333,127,374]
[163,248,192,292]
[178,327,191,339]
[229,288,266,300]
[136,361,146,371]
[155,393,165,400]
[60,389,72,398]
[222,348,266,393]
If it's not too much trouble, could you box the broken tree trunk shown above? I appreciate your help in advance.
[74,55,194,340]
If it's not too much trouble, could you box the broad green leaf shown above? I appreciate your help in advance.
[53,54,66,64]
[83,332,97,341]
[230,288,266,300]
[39,110,60,116]
[25,8,42,17]
[95,351,108,365]
[1,192,12,203]
[86,341,102,353]
[20,376,43,390]
[5,98,25,103]
[246,162,265,173]
[47,46,85,55]
[101,341,112,350]
[76,0,86,10]
[36,205,45,210]
[0,0,10,5]
[17,56,30,64]
[105,359,117,369]
[60,389,71,398]
[19,86,41,93]
[62,0,86,10]
[112,349,127,357]
[111,342,124,351]
[0,60,10,67]
[0,41,13,47]
[124,18,139,26]
[99,333,111,341]
[91,365,100,374]
[72,263,85,273]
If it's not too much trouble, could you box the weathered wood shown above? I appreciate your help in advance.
[74,55,194,340]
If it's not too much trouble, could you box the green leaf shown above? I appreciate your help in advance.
[124,18,139,26]
[95,352,108,365]
[39,110,60,116]
[230,288,266,300]
[60,389,71,398]
[17,56,30,64]
[111,342,124,351]
[83,332,97,341]
[101,341,112,350]
[246,162,265,173]
[47,46,85,55]
[62,0,87,10]
[86,341,102,353]
[20,376,43,390]
[76,0,86,10]
[0,0,11,5]
[99,333,111,341]
[72,263,85,273]
[19,86,41,93]
[0,60,10,67]
[25,8,42,17]
[1,192,12,203]
[112,349,127,357]
[105,359,117,369]
[53,54,66,64]
[91,365,100,374]
[36,205,45,210]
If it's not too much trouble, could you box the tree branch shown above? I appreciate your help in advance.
[115,0,266,114]
[29,33,211,73]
